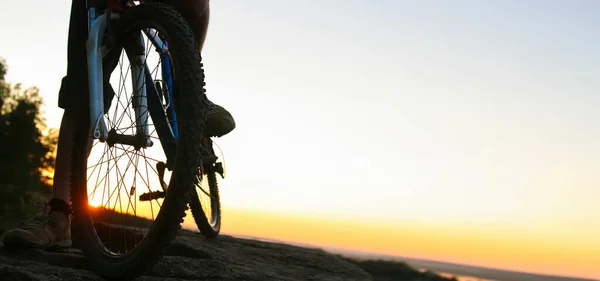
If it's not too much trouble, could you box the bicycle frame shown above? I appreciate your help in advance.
[85,0,179,169]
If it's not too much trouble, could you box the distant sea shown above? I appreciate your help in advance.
[436,271,497,281]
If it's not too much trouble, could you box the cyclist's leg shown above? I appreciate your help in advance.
[2,0,87,249]
[51,111,77,205]
[168,0,236,137]
[54,0,89,206]
[168,0,210,51]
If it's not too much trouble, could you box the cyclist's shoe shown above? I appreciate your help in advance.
[204,97,236,137]
[2,199,72,250]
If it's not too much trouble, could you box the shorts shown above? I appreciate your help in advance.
[58,0,115,112]
[58,0,88,111]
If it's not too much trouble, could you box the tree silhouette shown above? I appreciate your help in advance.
[0,57,58,233]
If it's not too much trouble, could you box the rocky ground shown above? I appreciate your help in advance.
[0,229,374,281]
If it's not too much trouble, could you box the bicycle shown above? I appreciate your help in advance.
[66,0,224,279]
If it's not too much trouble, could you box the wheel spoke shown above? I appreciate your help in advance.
[82,24,177,256]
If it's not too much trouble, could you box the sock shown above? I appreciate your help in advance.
[48,198,72,217]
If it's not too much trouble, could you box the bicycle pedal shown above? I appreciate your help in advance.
[201,154,218,164]
[215,162,225,179]
[156,161,168,191]
[139,191,165,202]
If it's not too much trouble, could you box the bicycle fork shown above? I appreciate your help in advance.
[86,5,153,149]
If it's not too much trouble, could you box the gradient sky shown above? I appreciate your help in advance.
[1,0,600,279]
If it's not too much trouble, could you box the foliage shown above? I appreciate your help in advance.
[0,57,58,235]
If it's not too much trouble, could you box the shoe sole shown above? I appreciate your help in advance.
[3,236,72,252]
[206,116,236,138]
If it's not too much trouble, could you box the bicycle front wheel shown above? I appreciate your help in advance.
[69,2,206,279]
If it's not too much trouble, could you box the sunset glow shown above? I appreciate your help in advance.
[182,207,600,280]
[88,196,103,208]
[2,0,600,280]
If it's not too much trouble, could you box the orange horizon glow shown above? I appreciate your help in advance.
[178,207,600,281]
[82,200,600,280]
[83,170,599,281]
[88,195,103,208]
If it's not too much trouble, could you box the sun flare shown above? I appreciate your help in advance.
[88,196,103,208]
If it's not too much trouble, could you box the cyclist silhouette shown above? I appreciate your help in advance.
[2,0,235,249]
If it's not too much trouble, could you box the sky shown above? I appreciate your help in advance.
[1,0,600,279]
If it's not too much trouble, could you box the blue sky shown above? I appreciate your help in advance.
[1,1,600,277]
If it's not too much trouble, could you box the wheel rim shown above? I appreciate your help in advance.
[195,163,220,229]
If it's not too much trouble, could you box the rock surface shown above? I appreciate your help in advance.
[0,229,373,281]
